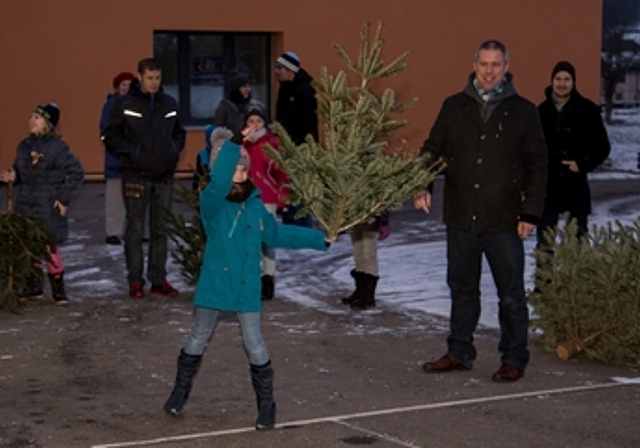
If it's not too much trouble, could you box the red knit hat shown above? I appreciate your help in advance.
[112,72,136,89]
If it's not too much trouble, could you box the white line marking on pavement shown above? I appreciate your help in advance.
[335,420,422,448]
[92,381,634,448]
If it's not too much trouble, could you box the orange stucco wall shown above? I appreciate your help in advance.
[0,0,603,177]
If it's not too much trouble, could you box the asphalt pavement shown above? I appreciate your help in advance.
[0,178,639,448]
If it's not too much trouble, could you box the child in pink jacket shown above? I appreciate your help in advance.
[241,104,288,301]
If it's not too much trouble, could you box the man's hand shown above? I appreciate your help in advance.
[54,200,68,217]
[413,190,432,214]
[517,221,535,240]
[0,168,16,183]
[562,160,579,173]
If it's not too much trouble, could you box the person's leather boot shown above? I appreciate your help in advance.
[341,269,364,305]
[163,350,203,416]
[350,272,379,310]
[491,363,524,382]
[422,354,471,373]
[48,272,68,306]
[250,360,276,430]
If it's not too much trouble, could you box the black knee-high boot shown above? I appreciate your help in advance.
[350,272,379,310]
[250,360,276,430]
[48,272,68,306]
[341,269,365,305]
[163,349,203,416]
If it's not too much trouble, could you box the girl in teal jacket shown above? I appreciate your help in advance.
[164,128,328,430]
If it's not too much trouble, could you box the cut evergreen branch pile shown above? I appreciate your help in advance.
[164,179,205,285]
[0,182,53,312]
[530,216,640,366]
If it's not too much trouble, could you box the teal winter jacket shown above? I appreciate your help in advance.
[193,141,327,312]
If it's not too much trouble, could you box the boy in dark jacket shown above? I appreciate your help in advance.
[102,58,186,299]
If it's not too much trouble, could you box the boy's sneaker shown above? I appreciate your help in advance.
[151,280,179,298]
[129,282,144,299]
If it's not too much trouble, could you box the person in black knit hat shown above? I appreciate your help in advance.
[536,60,610,246]
[274,51,318,228]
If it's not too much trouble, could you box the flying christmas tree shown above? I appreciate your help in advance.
[267,22,445,242]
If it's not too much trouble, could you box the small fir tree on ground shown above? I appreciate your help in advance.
[164,179,205,285]
[530,215,640,366]
[0,182,53,312]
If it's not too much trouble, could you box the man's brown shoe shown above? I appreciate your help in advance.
[491,363,524,382]
[422,354,471,373]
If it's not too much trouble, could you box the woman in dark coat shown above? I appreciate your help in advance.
[213,70,263,138]
[0,103,84,305]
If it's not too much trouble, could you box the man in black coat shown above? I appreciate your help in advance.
[274,51,318,227]
[103,57,186,299]
[537,61,611,245]
[414,40,548,382]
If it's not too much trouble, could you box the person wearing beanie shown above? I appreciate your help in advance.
[274,51,318,228]
[163,129,329,430]
[102,57,186,299]
[100,71,136,246]
[241,104,287,300]
[536,61,610,248]
[0,103,84,306]
[214,70,264,137]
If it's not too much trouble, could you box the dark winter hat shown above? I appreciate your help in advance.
[551,61,576,83]
[112,71,136,89]
[245,103,268,124]
[204,124,217,147]
[33,103,60,129]
[228,70,251,92]
[276,51,300,73]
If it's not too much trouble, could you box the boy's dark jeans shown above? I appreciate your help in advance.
[123,177,173,285]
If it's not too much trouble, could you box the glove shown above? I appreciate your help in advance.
[209,127,234,167]
[378,215,390,241]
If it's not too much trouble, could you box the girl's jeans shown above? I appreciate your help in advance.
[183,307,269,366]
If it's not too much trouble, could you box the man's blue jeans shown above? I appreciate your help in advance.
[445,226,530,369]
[183,307,269,366]
[123,178,172,285]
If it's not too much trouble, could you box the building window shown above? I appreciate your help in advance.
[154,31,271,127]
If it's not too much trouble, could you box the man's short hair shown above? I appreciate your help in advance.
[475,40,509,63]
[137,57,162,75]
